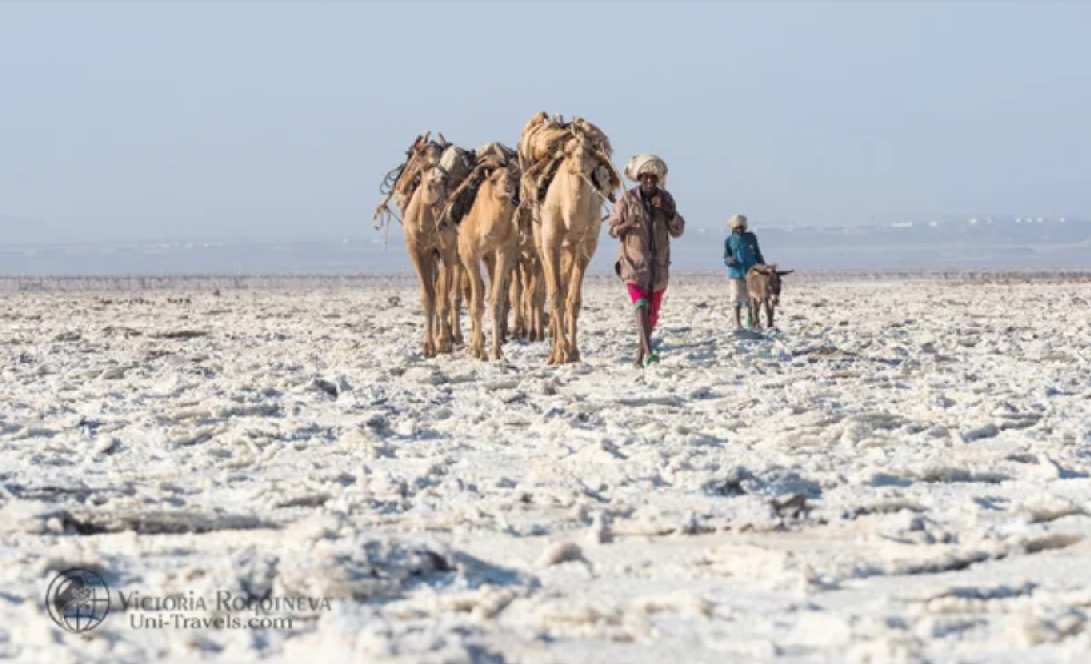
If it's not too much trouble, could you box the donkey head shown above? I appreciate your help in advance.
[763,263,794,306]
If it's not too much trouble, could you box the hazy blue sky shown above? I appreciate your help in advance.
[2,1,1089,245]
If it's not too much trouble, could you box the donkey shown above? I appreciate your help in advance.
[746,263,794,329]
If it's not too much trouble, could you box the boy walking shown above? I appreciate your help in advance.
[723,214,765,328]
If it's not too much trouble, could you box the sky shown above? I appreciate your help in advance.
[1,0,1089,247]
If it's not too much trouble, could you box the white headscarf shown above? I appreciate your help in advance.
[624,153,668,189]
[728,214,748,230]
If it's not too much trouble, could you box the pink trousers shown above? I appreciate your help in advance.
[626,284,666,329]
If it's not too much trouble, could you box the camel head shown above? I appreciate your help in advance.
[562,134,617,194]
[562,134,596,177]
[417,165,448,207]
[523,111,549,133]
[481,161,519,207]
[407,131,447,171]
[415,140,444,169]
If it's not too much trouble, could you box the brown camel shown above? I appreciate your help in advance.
[533,132,619,364]
[509,205,546,341]
[400,163,458,356]
[452,156,521,361]
[434,143,479,348]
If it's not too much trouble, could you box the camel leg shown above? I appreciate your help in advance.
[531,261,545,342]
[408,247,437,357]
[489,246,516,361]
[465,259,486,360]
[522,260,534,340]
[522,259,537,341]
[511,261,526,339]
[468,259,487,360]
[483,254,506,344]
[529,214,550,345]
[499,271,511,344]
[538,229,566,365]
[449,259,464,346]
[564,246,592,363]
[500,267,512,343]
[434,257,453,354]
[463,270,472,304]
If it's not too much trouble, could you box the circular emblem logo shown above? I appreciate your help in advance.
[45,568,111,633]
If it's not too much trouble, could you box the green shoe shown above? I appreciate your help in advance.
[745,311,754,328]
[643,352,660,367]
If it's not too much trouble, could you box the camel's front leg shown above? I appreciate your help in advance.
[408,247,437,357]
[489,247,516,361]
[510,261,526,339]
[469,261,487,359]
[538,231,567,364]
[530,261,545,342]
[520,262,533,341]
[449,259,464,346]
[434,258,454,354]
[483,253,507,344]
[460,247,486,360]
[564,247,591,363]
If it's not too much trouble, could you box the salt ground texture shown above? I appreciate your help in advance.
[1,272,1090,663]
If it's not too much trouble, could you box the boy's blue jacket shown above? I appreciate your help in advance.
[723,231,765,279]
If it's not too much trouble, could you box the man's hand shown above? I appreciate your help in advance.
[726,257,738,266]
[652,194,677,218]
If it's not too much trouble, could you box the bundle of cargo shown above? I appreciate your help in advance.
[516,112,620,210]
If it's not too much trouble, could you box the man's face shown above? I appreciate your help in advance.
[639,173,658,195]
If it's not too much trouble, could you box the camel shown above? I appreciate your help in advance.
[434,143,479,347]
[525,127,619,364]
[400,163,458,356]
[373,132,467,357]
[450,154,521,361]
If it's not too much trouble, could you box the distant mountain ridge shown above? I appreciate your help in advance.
[1,218,1087,276]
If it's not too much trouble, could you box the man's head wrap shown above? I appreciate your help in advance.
[624,154,668,189]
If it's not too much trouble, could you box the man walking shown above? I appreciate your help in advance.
[608,154,685,367]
